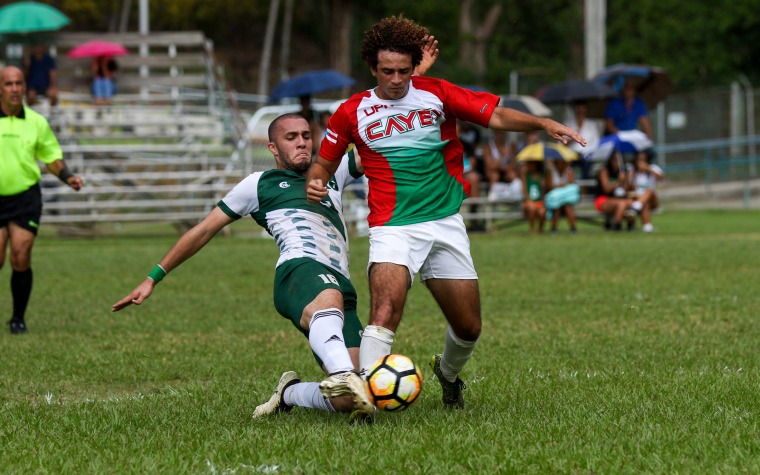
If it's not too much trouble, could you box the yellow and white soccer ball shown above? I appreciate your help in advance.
[366,354,423,411]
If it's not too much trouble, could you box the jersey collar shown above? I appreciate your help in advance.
[0,105,26,119]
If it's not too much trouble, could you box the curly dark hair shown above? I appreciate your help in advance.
[360,16,428,69]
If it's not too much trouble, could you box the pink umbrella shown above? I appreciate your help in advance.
[67,40,128,59]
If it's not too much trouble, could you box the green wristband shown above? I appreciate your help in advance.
[148,264,167,283]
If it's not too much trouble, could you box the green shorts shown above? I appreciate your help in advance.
[273,258,363,357]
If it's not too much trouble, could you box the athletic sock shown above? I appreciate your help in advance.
[308,308,353,375]
[11,268,33,322]
[359,325,395,375]
[440,325,478,383]
[283,382,335,412]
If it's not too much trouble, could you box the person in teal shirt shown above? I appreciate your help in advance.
[0,66,83,334]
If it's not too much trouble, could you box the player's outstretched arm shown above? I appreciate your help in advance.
[488,107,587,147]
[111,207,234,312]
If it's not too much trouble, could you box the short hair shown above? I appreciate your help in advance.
[268,112,308,142]
[360,16,428,70]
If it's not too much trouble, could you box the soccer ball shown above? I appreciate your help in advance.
[366,354,423,412]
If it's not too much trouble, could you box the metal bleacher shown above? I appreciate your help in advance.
[38,32,253,233]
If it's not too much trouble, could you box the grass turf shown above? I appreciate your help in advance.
[1,209,758,473]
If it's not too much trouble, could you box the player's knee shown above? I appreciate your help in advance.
[330,395,354,413]
[452,318,481,342]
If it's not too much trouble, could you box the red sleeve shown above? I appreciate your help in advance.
[412,77,500,127]
[318,93,367,162]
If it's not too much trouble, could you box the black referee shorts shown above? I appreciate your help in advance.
[0,184,43,235]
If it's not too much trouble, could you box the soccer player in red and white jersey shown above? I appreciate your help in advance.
[306,16,586,409]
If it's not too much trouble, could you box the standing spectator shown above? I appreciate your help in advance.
[313,110,332,157]
[0,66,83,334]
[92,55,118,105]
[306,16,585,409]
[604,80,652,139]
[24,44,58,107]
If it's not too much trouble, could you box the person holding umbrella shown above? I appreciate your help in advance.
[91,55,118,105]
[604,79,653,139]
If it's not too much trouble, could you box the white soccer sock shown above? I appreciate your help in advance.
[283,382,335,412]
[440,325,478,383]
[308,308,354,375]
[359,325,395,374]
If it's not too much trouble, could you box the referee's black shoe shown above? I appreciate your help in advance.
[9,320,27,334]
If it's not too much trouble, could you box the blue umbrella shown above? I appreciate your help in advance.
[587,130,653,161]
[593,63,672,109]
[269,69,355,102]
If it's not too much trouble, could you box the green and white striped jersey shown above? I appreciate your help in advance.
[217,152,362,279]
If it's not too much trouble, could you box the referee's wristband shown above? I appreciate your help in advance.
[148,264,167,283]
[58,166,74,184]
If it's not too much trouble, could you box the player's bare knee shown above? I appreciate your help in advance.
[330,395,354,413]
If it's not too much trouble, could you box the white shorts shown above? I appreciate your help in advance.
[367,214,478,284]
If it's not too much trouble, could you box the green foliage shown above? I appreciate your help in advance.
[18,1,760,97]
[1,210,759,473]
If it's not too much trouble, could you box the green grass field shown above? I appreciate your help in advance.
[1,210,758,474]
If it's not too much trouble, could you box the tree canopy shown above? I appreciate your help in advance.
[23,0,760,94]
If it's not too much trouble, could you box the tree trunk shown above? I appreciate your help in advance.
[458,0,503,81]
[258,0,281,96]
[329,0,354,89]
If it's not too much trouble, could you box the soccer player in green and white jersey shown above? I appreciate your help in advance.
[112,113,375,423]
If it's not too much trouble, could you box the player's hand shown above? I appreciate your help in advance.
[414,35,439,76]
[112,279,155,312]
[306,179,328,203]
[545,121,586,147]
[68,175,84,191]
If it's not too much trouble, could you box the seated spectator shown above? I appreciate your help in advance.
[92,55,118,105]
[546,156,578,233]
[458,121,485,232]
[24,44,58,107]
[565,101,602,179]
[627,153,664,233]
[594,153,638,231]
[484,129,521,203]
[604,79,653,139]
[520,159,548,235]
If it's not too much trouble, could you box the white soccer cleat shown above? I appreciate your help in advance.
[319,371,375,422]
[252,371,300,419]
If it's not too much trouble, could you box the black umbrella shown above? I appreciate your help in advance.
[592,63,673,109]
[499,95,552,117]
[537,79,617,104]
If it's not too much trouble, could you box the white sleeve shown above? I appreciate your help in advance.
[333,150,363,192]
[218,172,263,218]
